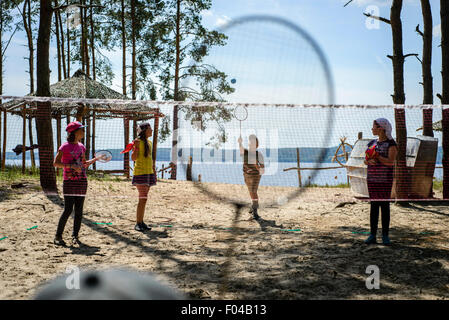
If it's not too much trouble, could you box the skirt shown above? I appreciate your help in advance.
[367,180,393,200]
[132,173,157,186]
[63,179,88,197]
[244,174,261,194]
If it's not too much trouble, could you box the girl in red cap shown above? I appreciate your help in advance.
[131,122,157,232]
[53,121,101,246]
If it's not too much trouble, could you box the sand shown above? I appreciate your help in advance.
[0,177,449,300]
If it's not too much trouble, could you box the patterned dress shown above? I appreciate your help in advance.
[366,139,397,200]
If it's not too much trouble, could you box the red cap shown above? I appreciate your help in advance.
[66,121,86,133]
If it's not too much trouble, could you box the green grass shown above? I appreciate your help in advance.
[0,165,123,183]
[303,182,350,188]
[433,179,443,191]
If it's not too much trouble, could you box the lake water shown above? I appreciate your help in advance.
[5,159,445,187]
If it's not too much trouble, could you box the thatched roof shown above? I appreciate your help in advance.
[1,70,159,119]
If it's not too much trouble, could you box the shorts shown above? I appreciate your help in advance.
[132,174,157,187]
[244,174,261,194]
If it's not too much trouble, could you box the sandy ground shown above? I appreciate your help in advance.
[1,177,449,300]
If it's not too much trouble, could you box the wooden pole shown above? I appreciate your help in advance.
[86,115,91,161]
[56,114,62,177]
[2,109,6,171]
[161,164,164,179]
[92,110,96,171]
[358,132,363,140]
[22,105,26,174]
[133,117,137,140]
[29,115,35,168]
[0,108,1,170]
[152,112,160,166]
[187,156,192,181]
[124,117,130,178]
[296,147,302,187]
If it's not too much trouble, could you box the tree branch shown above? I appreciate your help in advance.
[344,0,354,7]
[404,53,419,59]
[52,4,105,11]
[415,24,424,37]
[363,12,391,24]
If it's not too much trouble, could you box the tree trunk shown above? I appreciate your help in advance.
[170,0,181,180]
[82,0,90,77]
[131,0,136,100]
[54,2,62,82]
[441,0,449,198]
[89,0,96,80]
[55,1,67,79]
[80,1,85,72]
[0,1,3,170]
[36,0,57,193]
[420,0,433,107]
[22,0,35,93]
[121,0,127,96]
[66,10,70,76]
[390,0,408,200]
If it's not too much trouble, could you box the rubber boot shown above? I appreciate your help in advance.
[252,201,260,220]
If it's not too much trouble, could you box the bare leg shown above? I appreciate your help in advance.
[136,185,150,223]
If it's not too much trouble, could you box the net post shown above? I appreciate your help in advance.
[85,115,91,162]
[296,148,302,187]
[22,104,26,174]
[2,108,6,171]
[92,110,96,171]
[0,104,2,170]
[56,113,62,177]
[187,156,193,181]
[124,117,130,178]
[152,110,160,169]
[443,108,449,199]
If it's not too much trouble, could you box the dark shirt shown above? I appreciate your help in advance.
[242,149,264,176]
[367,139,397,183]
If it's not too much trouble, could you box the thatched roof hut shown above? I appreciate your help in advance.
[0,70,164,177]
[1,69,158,120]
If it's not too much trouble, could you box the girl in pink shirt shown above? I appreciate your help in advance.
[53,121,100,246]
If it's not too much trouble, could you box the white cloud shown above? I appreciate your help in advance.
[201,9,214,17]
[215,15,232,27]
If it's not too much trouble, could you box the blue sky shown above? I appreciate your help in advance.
[2,0,443,105]
[1,0,445,151]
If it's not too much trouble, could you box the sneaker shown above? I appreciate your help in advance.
[141,222,152,231]
[252,209,260,220]
[382,234,391,246]
[364,234,377,244]
[53,236,66,246]
[134,223,144,232]
[72,236,82,246]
